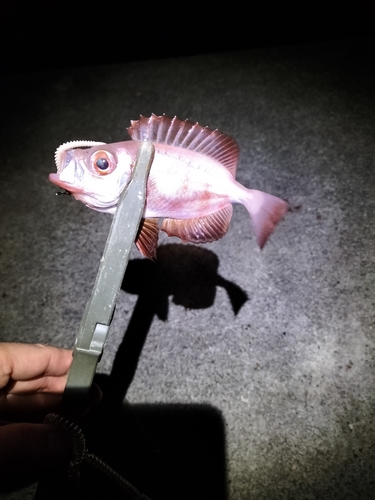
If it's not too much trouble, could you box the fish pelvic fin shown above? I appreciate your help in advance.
[135,218,160,260]
[127,114,240,176]
[244,190,289,249]
[161,204,233,244]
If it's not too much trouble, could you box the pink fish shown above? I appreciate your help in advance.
[50,114,288,259]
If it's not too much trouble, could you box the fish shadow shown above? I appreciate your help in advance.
[123,243,248,314]
[102,243,248,403]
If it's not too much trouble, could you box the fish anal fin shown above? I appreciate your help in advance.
[127,114,239,176]
[161,204,233,244]
[135,218,159,260]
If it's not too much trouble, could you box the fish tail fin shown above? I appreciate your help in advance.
[243,190,289,248]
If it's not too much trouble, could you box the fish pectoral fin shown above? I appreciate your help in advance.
[135,218,160,260]
[161,204,233,244]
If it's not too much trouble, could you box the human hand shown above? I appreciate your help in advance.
[0,343,73,490]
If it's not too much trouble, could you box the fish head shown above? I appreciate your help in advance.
[49,141,136,213]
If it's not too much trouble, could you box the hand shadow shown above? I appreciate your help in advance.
[99,243,248,405]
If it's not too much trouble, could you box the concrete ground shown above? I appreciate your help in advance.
[1,37,374,499]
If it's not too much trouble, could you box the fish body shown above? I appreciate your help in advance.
[50,114,288,259]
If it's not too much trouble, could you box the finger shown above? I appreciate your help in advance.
[0,343,73,392]
[0,422,72,490]
[5,374,70,395]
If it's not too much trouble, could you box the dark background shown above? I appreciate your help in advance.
[1,0,374,75]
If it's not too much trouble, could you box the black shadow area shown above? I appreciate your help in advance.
[35,401,227,500]
[86,401,227,500]
[101,244,248,404]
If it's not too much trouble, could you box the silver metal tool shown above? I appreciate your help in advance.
[61,141,155,415]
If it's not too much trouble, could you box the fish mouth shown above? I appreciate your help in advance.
[49,173,84,194]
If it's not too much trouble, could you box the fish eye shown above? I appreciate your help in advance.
[96,158,109,170]
[91,150,117,175]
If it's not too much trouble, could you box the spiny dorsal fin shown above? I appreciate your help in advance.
[127,114,239,176]
[161,204,233,244]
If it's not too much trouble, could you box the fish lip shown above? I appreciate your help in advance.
[49,173,84,194]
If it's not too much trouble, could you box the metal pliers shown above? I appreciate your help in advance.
[60,141,154,416]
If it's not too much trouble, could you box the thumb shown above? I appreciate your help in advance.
[0,422,72,490]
